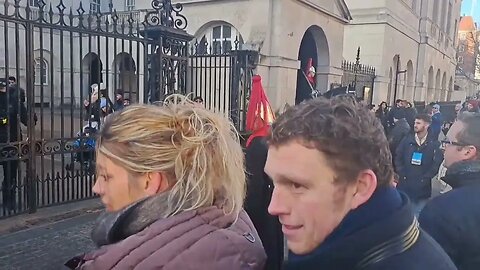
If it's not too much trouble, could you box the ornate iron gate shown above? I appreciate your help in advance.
[0,0,200,218]
[188,39,257,133]
[341,47,376,104]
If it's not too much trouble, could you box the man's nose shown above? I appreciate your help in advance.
[268,186,289,217]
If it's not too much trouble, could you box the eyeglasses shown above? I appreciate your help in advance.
[441,139,469,149]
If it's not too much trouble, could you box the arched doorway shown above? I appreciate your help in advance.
[448,77,453,101]
[295,25,329,105]
[82,52,103,96]
[427,67,434,102]
[406,60,414,101]
[434,69,441,101]
[192,21,244,113]
[392,55,402,100]
[440,72,447,101]
[387,67,393,104]
[112,52,137,102]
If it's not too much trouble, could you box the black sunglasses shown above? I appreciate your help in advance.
[441,140,469,148]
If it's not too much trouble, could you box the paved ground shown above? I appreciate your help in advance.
[0,212,98,270]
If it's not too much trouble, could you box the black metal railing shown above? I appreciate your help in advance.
[341,47,376,104]
[0,0,199,218]
[188,37,257,133]
[1,0,257,218]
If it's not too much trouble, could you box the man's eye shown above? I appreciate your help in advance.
[291,182,303,190]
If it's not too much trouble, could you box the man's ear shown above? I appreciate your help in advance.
[464,145,478,161]
[350,169,377,210]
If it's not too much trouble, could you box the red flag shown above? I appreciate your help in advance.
[305,58,316,86]
[245,75,275,147]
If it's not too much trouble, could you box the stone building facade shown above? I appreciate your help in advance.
[344,0,462,106]
[164,0,352,109]
[2,0,352,110]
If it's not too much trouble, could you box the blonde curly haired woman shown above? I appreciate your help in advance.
[66,95,266,269]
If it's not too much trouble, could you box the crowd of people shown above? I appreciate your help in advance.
[3,73,480,269]
[62,86,480,269]
[60,73,479,270]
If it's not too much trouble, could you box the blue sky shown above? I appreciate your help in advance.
[461,0,480,23]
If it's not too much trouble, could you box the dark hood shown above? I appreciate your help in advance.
[443,160,480,189]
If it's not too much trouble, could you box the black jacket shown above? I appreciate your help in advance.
[388,119,411,159]
[0,86,27,143]
[244,137,284,270]
[405,107,417,132]
[420,160,480,270]
[395,133,443,200]
[284,191,456,270]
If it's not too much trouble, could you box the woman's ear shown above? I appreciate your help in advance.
[144,172,169,196]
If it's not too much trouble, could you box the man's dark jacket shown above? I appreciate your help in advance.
[284,188,456,270]
[244,137,284,270]
[395,133,443,201]
[405,107,417,131]
[420,160,480,270]
[0,86,27,143]
[430,112,443,140]
[388,118,411,161]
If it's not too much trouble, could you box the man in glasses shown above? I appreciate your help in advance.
[419,113,480,270]
[395,114,443,214]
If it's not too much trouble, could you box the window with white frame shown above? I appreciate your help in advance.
[459,44,465,52]
[457,56,464,64]
[34,58,48,86]
[126,0,135,11]
[29,0,40,7]
[90,0,100,13]
[197,24,242,55]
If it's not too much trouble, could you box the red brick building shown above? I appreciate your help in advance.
[457,16,478,77]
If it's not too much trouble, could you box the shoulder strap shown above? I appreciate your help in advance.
[357,218,420,269]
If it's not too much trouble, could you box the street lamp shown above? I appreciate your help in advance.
[393,54,406,105]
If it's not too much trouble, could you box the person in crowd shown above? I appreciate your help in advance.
[83,84,102,124]
[0,78,28,211]
[429,104,443,140]
[193,96,204,107]
[395,114,443,214]
[265,96,455,269]
[7,76,25,103]
[387,99,404,133]
[375,101,389,132]
[420,113,480,270]
[65,95,266,270]
[112,89,125,111]
[244,75,283,270]
[455,103,463,118]
[6,76,37,125]
[404,101,417,131]
[388,109,411,165]
[123,98,130,107]
[466,100,479,113]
